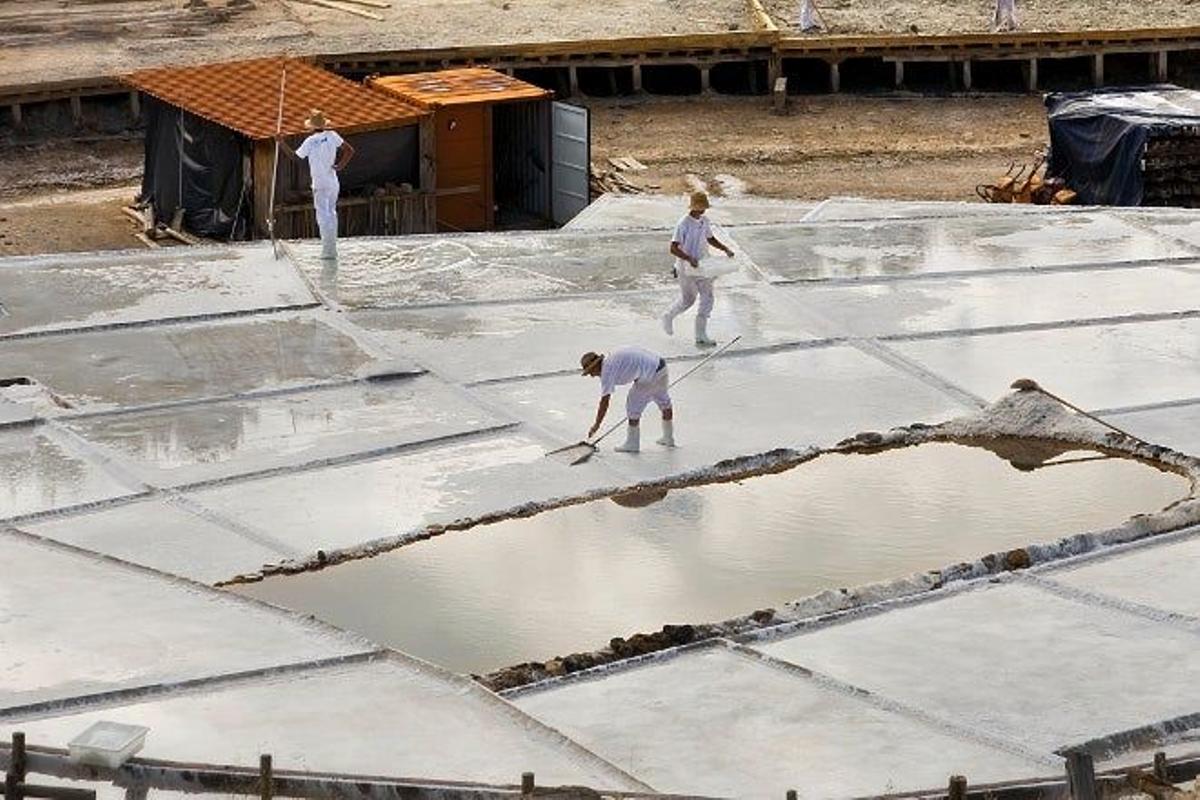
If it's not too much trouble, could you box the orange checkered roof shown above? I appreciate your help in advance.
[126,58,426,140]
[369,68,551,109]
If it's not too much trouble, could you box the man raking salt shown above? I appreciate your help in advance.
[661,191,736,348]
[580,347,674,454]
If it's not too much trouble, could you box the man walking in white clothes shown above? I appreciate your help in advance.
[277,109,355,260]
[580,347,674,454]
[662,191,735,348]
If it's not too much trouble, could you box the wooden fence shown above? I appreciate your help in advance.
[274,193,436,239]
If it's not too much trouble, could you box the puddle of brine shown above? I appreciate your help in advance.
[235,442,1188,674]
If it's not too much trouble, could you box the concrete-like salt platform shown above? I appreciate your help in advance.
[0,426,136,519]
[755,580,1200,753]
[0,246,315,337]
[24,499,298,583]
[565,193,815,231]
[289,230,757,310]
[1043,531,1200,620]
[352,286,823,384]
[181,431,600,560]
[0,529,370,710]
[893,317,1200,412]
[0,313,379,412]
[1105,402,1200,456]
[475,345,969,477]
[0,655,646,792]
[61,375,507,486]
[512,643,1053,798]
[728,212,1192,282]
[781,265,1200,338]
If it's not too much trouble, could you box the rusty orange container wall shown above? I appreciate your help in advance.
[434,104,491,231]
[369,69,553,232]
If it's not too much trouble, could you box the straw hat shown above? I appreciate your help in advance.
[689,191,710,211]
[580,351,603,375]
[304,109,330,130]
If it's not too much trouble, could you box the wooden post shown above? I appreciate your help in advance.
[1154,50,1169,82]
[786,791,798,800]
[520,772,535,795]
[69,95,83,128]
[1153,751,1169,781]
[1091,54,1105,87]
[419,114,437,232]
[829,61,840,93]
[767,54,781,89]
[631,63,643,93]
[962,60,973,92]
[128,91,141,123]
[1026,58,1039,92]
[5,732,26,800]
[772,77,788,114]
[948,775,967,800]
[1065,751,1098,800]
[8,104,21,128]
[700,65,712,94]
[259,754,272,800]
[568,66,580,97]
[894,60,904,88]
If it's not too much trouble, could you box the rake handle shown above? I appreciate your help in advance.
[268,64,287,258]
[587,335,744,446]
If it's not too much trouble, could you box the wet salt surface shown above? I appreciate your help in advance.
[236,442,1187,674]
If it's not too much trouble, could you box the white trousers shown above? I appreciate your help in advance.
[313,183,339,258]
[664,267,715,322]
[626,365,672,420]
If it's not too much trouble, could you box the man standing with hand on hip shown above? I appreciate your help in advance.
[661,191,735,348]
[277,109,355,260]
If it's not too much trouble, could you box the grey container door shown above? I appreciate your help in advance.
[551,101,590,225]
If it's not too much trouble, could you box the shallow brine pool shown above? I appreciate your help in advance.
[236,441,1188,673]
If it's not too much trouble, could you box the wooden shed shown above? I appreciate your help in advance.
[126,58,435,240]
[369,68,590,231]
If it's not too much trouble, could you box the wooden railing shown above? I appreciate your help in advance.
[274,192,436,239]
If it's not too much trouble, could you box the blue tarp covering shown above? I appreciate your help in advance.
[1045,85,1200,206]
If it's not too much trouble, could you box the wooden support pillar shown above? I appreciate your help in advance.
[948,775,967,800]
[962,60,973,91]
[520,772,535,796]
[894,60,904,88]
[1066,751,1099,800]
[69,94,83,127]
[606,68,618,96]
[9,104,21,128]
[259,755,273,800]
[568,65,579,97]
[828,61,840,93]
[5,732,26,800]
[1092,53,1105,87]
[767,54,781,89]
[505,67,515,77]
[128,91,141,122]
[419,114,436,232]
[772,77,788,114]
[1026,58,1039,92]
[631,63,643,93]
[700,65,712,94]
[1154,50,1169,82]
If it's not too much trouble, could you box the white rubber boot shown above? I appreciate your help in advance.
[614,424,641,453]
[694,316,716,348]
[656,419,676,447]
[661,311,674,336]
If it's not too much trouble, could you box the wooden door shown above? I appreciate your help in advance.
[434,104,491,231]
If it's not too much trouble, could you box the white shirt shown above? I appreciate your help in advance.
[295,130,345,190]
[600,347,663,396]
[672,213,713,263]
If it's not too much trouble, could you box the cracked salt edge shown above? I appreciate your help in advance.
[213,389,1200,689]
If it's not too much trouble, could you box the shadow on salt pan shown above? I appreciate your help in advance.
[235,440,1187,674]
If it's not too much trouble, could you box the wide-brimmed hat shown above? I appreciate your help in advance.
[689,191,710,211]
[304,109,330,130]
[580,351,603,375]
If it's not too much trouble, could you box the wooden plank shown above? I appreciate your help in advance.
[284,0,383,21]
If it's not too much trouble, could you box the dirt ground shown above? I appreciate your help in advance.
[589,94,1048,200]
[4,0,1200,92]
[0,95,1050,256]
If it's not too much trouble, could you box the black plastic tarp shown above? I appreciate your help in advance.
[141,96,249,239]
[1045,84,1200,206]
